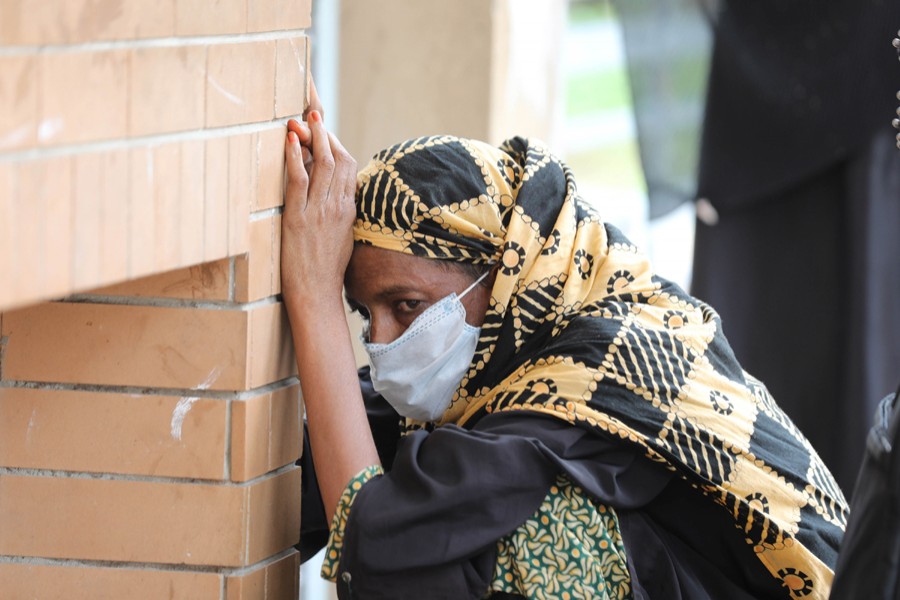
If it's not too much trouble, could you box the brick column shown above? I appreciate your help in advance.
[0,1,311,597]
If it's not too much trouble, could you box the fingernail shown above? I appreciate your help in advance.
[309,110,320,123]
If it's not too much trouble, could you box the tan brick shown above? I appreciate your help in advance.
[13,162,45,303]
[43,157,75,298]
[246,468,303,564]
[129,146,158,278]
[205,136,230,262]
[73,149,137,291]
[0,387,227,479]
[206,42,276,128]
[279,0,313,30]
[98,149,130,284]
[275,37,308,119]
[228,134,253,256]
[231,389,270,482]
[16,157,74,302]
[89,259,231,301]
[39,50,128,145]
[0,164,14,308]
[131,1,178,39]
[0,55,38,150]
[269,384,301,472]
[231,383,300,482]
[255,127,286,211]
[263,550,302,600]
[0,0,175,45]
[176,0,247,36]
[0,473,246,564]
[130,46,206,137]
[249,302,297,389]
[225,550,300,600]
[247,0,311,34]
[129,141,203,278]
[0,563,221,600]
[246,1,278,34]
[181,139,207,267]
[0,302,248,391]
[152,143,183,271]
[234,214,281,303]
[72,154,104,291]
[0,467,300,566]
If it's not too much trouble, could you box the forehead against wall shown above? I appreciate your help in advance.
[0,1,312,597]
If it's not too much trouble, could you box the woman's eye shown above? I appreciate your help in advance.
[396,300,423,313]
[349,304,370,320]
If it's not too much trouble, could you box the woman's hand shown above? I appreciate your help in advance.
[281,110,357,305]
[280,83,380,519]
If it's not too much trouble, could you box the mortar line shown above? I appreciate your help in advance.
[224,398,233,481]
[58,293,278,310]
[0,119,297,164]
[0,29,310,56]
[0,461,297,487]
[0,375,299,400]
[248,206,283,222]
[0,334,7,381]
[228,256,236,303]
[0,547,298,577]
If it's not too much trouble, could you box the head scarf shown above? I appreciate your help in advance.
[353,135,847,599]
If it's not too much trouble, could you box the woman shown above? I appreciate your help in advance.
[283,102,847,598]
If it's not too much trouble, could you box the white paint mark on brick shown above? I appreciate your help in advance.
[26,407,37,445]
[0,123,31,148]
[288,37,304,71]
[198,365,223,390]
[207,74,244,106]
[169,366,223,440]
[170,396,198,441]
[37,118,64,142]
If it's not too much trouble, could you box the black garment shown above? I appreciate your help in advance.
[692,0,900,491]
[831,389,900,599]
[299,370,796,599]
[693,127,900,493]
[697,0,900,209]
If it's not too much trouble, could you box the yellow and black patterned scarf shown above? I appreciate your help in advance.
[353,135,847,599]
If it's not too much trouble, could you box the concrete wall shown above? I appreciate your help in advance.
[337,0,566,163]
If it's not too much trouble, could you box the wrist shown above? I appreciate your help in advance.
[284,291,350,336]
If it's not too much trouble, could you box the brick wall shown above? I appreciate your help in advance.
[0,1,311,597]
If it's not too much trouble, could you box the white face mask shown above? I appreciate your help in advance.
[362,271,489,422]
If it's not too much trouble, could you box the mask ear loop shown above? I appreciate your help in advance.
[458,269,491,300]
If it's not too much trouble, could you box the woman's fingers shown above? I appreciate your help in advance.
[304,77,324,120]
[287,118,311,146]
[328,131,358,211]
[284,130,309,212]
[306,110,336,205]
[285,111,356,225]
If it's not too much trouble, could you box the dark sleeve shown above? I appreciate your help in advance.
[334,412,673,599]
[299,367,402,563]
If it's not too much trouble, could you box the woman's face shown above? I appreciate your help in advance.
[344,244,492,345]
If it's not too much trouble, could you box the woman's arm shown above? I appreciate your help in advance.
[281,105,380,520]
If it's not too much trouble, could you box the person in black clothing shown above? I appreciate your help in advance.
[690,1,900,492]
[284,84,846,598]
